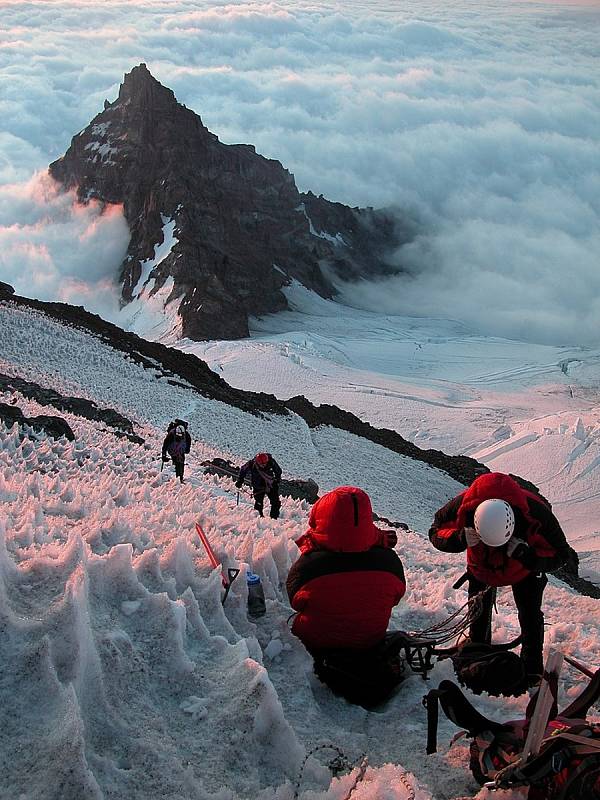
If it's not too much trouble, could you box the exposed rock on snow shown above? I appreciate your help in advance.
[1,292,489,488]
[285,395,488,487]
[49,64,405,341]
[0,372,142,443]
[0,401,75,441]
[203,457,320,504]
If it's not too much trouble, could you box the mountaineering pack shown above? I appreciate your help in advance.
[451,639,528,697]
[167,425,187,458]
[424,667,600,799]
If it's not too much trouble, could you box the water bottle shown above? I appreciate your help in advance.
[247,571,266,618]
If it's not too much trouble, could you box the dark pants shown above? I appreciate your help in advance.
[468,572,547,677]
[311,632,406,708]
[171,456,185,483]
[253,485,281,519]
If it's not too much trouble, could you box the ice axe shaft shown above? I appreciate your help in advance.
[195,522,239,604]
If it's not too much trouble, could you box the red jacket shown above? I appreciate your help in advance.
[429,472,570,586]
[286,486,406,652]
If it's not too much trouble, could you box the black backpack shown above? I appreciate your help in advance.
[452,639,528,697]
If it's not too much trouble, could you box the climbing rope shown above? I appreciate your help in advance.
[395,770,416,800]
[410,587,495,646]
[201,461,254,498]
[292,744,416,800]
[292,744,368,800]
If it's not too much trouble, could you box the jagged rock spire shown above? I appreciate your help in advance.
[49,65,406,340]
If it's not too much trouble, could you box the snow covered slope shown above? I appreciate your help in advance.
[179,284,600,582]
[0,296,598,800]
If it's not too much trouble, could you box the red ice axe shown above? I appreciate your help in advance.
[195,522,239,604]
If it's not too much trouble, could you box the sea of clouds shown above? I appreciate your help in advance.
[0,0,599,343]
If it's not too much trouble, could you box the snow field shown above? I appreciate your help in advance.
[1,409,597,800]
[0,301,466,532]
[177,285,600,579]
[1,300,598,799]
[0,411,433,800]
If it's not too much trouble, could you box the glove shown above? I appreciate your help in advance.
[383,530,398,548]
[462,527,480,548]
[506,536,535,567]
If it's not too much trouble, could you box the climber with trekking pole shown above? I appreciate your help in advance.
[428,472,574,694]
[236,452,282,519]
[162,419,191,484]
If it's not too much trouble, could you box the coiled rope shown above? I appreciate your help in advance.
[293,744,416,800]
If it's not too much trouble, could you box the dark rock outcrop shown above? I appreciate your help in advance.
[285,395,488,487]
[0,281,15,295]
[2,292,486,483]
[0,402,75,441]
[49,64,406,340]
[0,373,143,444]
[202,458,319,504]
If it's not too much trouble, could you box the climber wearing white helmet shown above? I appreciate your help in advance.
[428,472,573,689]
[474,498,515,547]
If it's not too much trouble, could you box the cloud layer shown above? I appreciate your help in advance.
[0,0,599,345]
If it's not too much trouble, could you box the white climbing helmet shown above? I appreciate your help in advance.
[474,499,515,547]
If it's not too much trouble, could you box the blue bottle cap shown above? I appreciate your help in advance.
[246,571,261,585]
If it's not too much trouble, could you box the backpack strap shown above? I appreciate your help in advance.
[559,667,600,719]
[423,680,504,754]
[423,687,441,755]
[512,725,600,788]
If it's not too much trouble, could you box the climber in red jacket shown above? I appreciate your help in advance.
[429,472,572,686]
[287,485,406,651]
[286,486,406,706]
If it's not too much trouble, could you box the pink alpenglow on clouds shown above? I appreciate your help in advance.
[0,0,599,346]
[0,172,129,317]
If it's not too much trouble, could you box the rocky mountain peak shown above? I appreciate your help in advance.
[114,63,179,112]
[49,65,408,340]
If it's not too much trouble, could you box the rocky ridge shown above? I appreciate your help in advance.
[49,64,406,340]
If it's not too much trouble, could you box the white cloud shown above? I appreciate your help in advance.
[0,0,598,345]
[0,172,129,320]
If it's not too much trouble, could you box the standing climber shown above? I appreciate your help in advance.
[429,472,572,688]
[286,485,406,706]
[236,452,282,519]
[162,419,191,484]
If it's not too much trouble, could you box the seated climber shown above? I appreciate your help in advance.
[286,486,406,707]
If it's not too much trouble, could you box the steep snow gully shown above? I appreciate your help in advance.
[0,296,598,800]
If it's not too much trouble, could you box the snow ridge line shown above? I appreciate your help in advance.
[1,293,486,486]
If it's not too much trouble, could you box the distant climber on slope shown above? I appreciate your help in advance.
[429,471,572,689]
[162,419,191,484]
[286,486,406,707]
[236,452,282,519]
